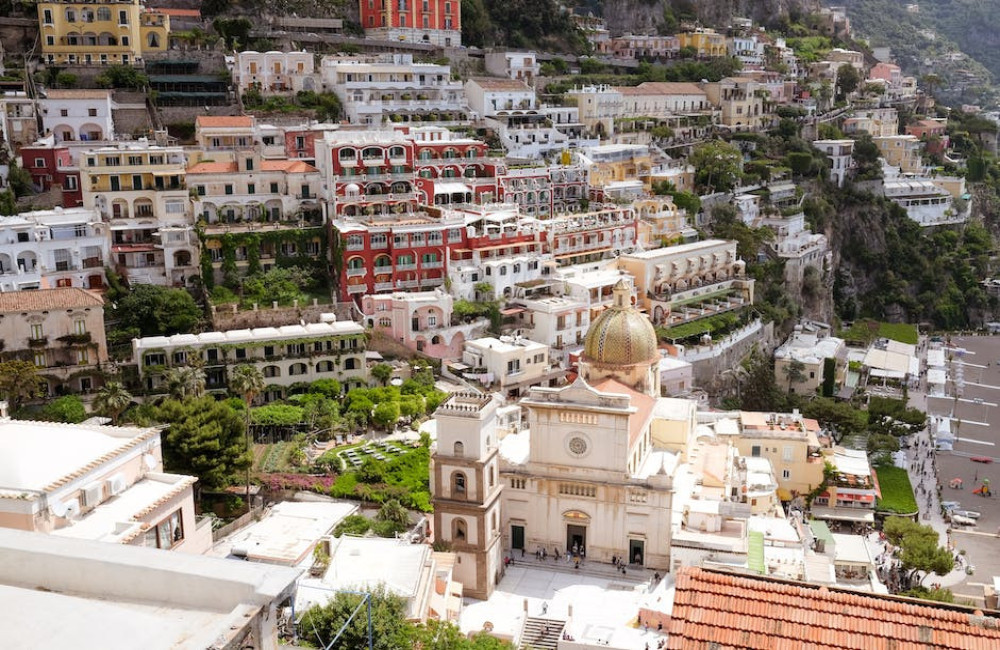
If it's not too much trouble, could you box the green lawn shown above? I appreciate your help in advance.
[875,465,918,514]
[840,320,919,346]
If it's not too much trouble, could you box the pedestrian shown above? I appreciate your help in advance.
[612,554,617,567]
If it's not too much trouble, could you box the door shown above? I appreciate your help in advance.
[511,525,524,551]
[566,524,586,554]
[629,539,645,566]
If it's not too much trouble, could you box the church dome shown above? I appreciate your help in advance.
[582,279,658,366]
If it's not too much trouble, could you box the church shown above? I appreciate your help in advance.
[432,280,693,599]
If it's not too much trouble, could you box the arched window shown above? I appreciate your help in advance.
[453,518,466,541]
[316,360,334,373]
[289,363,307,376]
[339,148,356,160]
[97,7,111,20]
[453,441,464,456]
[452,472,466,495]
[147,32,159,48]
[389,146,406,159]
[263,365,280,378]
[344,358,357,370]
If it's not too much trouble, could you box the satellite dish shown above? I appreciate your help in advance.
[143,453,158,470]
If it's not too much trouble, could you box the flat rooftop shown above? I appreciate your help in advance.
[0,527,301,650]
[209,500,358,565]
[134,321,364,351]
[0,419,157,494]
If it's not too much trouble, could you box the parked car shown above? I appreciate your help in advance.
[950,514,977,526]
[941,501,961,510]
[952,509,981,519]
[971,456,994,464]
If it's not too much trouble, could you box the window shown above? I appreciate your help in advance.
[452,472,466,494]
[270,182,279,193]
[235,348,247,360]
[88,108,97,117]
[121,36,129,46]
[66,8,75,21]
[132,175,143,190]
[33,352,46,367]
[77,349,89,365]
[225,184,234,195]
[97,7,110,21]
[65,176,78,190]
[60,109,68,117]
[30,323,44,339]
[74,320,87,335]
[45,36,54,46]
[751,445,761,457]
[782,469,791,480]
[245,158,254,171]
[453,518,466,541]
[782,446,793,462]
[43,9,52,23]
[453,441,464,456]
[144,509,184,549]
[247,183,255,195]
[119,10,129,25]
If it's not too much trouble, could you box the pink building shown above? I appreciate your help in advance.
[361,288,485,359]
[869,62,902,87]
[0,412,212,554]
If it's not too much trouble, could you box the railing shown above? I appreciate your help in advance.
[28,337,48,347]
[396,279,418,289]
[211,506,263,542]
[348,284,367,294]
[395,263,417,272]
[421,261,443,269]
[346,267,367,277]
[374,281,394,292]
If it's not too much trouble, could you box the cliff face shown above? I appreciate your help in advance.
[600,0,821,36]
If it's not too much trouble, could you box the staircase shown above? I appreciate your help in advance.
[517,617,566,650]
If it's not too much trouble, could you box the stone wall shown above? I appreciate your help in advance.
[683,319,776,392]
[209,300,357,330]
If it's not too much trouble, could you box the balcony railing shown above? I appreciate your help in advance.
[346,267,367,277]
[395,263,417,272]
[421,260,443,269]
[374,281,394,292]
[28,337,48,347]
[348,284,367,294]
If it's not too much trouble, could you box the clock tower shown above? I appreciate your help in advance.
[431,392,504,599]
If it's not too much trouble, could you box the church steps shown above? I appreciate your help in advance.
[517,616,566,650]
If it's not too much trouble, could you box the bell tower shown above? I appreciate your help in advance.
[431,392,504,599]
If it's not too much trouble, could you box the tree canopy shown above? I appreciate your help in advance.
[112,285,202,337]
[883,517,954,589]
[0,360,45,411]
[689,140,744,193]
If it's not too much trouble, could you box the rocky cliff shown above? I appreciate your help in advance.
[599,0,821,37]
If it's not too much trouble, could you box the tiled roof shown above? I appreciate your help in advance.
[0,288,104,313]
[591,378,655,446]
[668,567,1000,650]
[618,82,706,96]
[196,115,254,128]
[148,7,201,16]
[469,78,533,91]
[260,160,319,173]
[186,161,238,174]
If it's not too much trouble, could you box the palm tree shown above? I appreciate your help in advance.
[94,382,132,425]
[229,364,265,509]
[163,366,205,400]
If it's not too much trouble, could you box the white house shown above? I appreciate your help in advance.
[484,51,540,83]
[321,54,468,124]
[40,89,116,143]
[813,139,855,187]
[461,335,553,396]
[236,50,319,96]
[464,78,536,118]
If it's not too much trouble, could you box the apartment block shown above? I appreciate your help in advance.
[38,0,169,66]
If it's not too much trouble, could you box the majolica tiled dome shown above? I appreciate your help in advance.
[582,279,658,366]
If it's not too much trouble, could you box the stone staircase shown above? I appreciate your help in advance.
[517,617,566,650]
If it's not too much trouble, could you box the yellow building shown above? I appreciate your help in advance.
[734,411,826,499]
[677,29,727,58]
[38,0,169,66]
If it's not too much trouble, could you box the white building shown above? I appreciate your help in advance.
[773,327,845,395]
[79,141,194,286]
[813,139,855,187]
[461,335,553,396]
[883,176,961,227]
[321,54,469,124]
[0,207,110,291]
[464,78,536,118]
[485,51,540,83]
[728,34,765,69]
[507,293,590,365]
[134,320,369,398]
[0,527,300,650]
[0,90,38,152]
[235,50,318,96]
[660,354,694,397]
[759,211,830,288]
[40,89,116,143]
[0,415,212,555]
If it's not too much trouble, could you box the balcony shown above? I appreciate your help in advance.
[374,281,394,292]
[395,263,417,272]
[421,277,445,287]
[28,337,48,348]
[346,267,367,278]
[396,279,419,289]
[58,332,92,346]
[82,257,103,269]
[421,260,443,269]
[348,284,367,294]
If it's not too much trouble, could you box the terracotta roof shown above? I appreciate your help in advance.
[668,567,1000,650]
[148,7,201,17]
[186,161,238,174]
[44,89,111,100]
[260,160,319,173]
[591,377,655,446]
[618,82,706,96]
[0,288,104,313]
[469,78,533,92]
[195,115,254,128]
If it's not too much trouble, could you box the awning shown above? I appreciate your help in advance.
[434,182,472,195]
[500,307,526,315]
[776,488,792,501]
[554,246,614,259]
[809,506,875,523]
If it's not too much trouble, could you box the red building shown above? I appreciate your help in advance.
[409,128,495,206]
[359,0,461,47]
[316,131,418,218]
[336,209,464,301]
[20,144,83,207]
